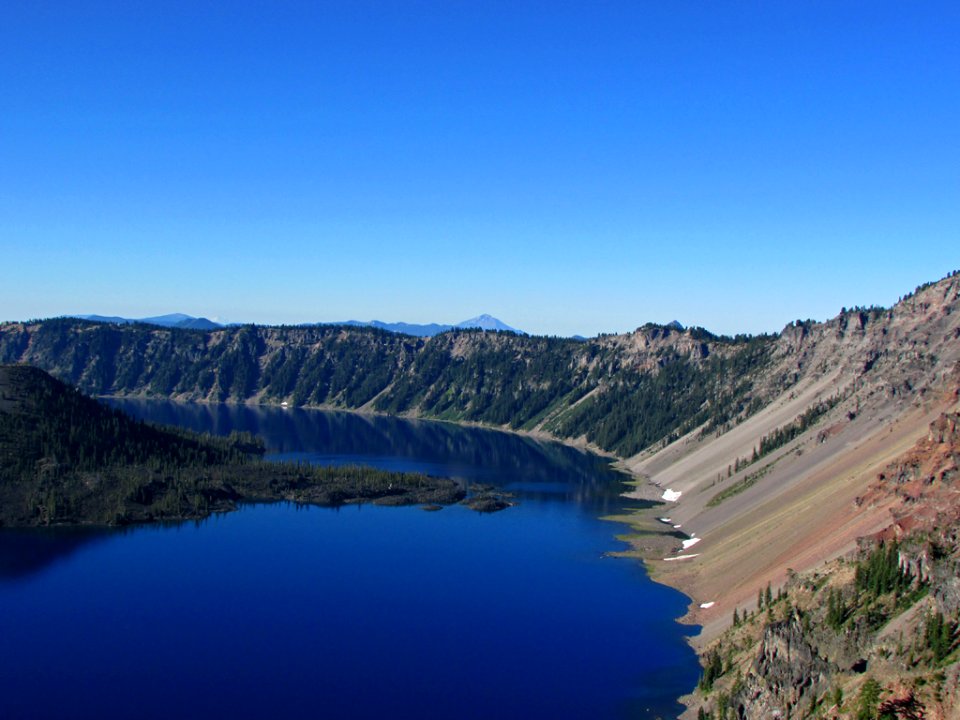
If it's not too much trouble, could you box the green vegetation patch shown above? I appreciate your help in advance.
[706,461,775,507]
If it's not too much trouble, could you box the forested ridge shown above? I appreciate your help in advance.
[0,319,777,457]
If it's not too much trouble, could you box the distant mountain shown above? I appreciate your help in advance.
[171,317,222,330]
[340,320,455,337]
[77,315,134,325]
[76,314,222,330]
[455,314,522,333]
[74,313,526,335]
[335,314,523,337]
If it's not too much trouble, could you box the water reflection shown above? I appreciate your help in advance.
[109,400,635,515]
[6,401,641,582]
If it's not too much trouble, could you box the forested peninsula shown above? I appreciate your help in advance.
[0,365,465,527]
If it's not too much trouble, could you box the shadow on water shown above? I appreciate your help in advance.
[0,528,112,580]
[0,518,215,580]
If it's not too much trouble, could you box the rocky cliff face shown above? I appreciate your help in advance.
[687,407,960,720]
[873,409,960,621]
[731,618,837,717]
[761,275,960,409]
[0,315,775,458]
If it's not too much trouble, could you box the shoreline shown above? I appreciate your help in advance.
[97,392,624,460]
[99,392,707,700]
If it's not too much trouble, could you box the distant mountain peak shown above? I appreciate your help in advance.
[455,315,522,334]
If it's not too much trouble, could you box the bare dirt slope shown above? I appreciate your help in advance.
[624,273,960,644]
[682,406,960,720]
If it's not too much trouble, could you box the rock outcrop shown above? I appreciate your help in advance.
[730,618,836,717]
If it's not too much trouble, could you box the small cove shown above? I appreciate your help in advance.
[0,401,700,719]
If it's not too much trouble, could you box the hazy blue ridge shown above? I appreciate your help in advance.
[75,313,223,330]
[73,313,522,336]
[337,320,455,337]
[334,314,524,337]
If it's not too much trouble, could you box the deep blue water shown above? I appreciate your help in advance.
[0,402,699,719]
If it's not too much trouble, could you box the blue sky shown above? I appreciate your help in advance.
[1,1,957,337]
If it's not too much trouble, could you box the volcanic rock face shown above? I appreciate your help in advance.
[686,407,960,720]
[731,618,836,718]
[864,410,960,616]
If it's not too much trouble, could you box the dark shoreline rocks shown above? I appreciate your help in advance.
[460,488,515,513]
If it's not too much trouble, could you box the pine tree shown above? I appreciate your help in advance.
[925,611,956,663]
[856,678,881,720]
[826,588,846,631]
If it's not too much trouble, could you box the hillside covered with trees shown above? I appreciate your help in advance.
[0,317,776,458]
[0,365,465,527]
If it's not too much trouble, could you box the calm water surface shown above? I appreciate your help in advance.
[0,402,699,719]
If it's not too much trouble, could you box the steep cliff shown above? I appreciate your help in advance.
[0,317,775,458]
[626,274,960,634]
[683,409,960,720]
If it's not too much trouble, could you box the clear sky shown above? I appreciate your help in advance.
[1,1,957,337]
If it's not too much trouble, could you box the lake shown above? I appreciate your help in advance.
[0,402,699,719]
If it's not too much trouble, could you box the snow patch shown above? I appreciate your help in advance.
[699,601,715,609]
